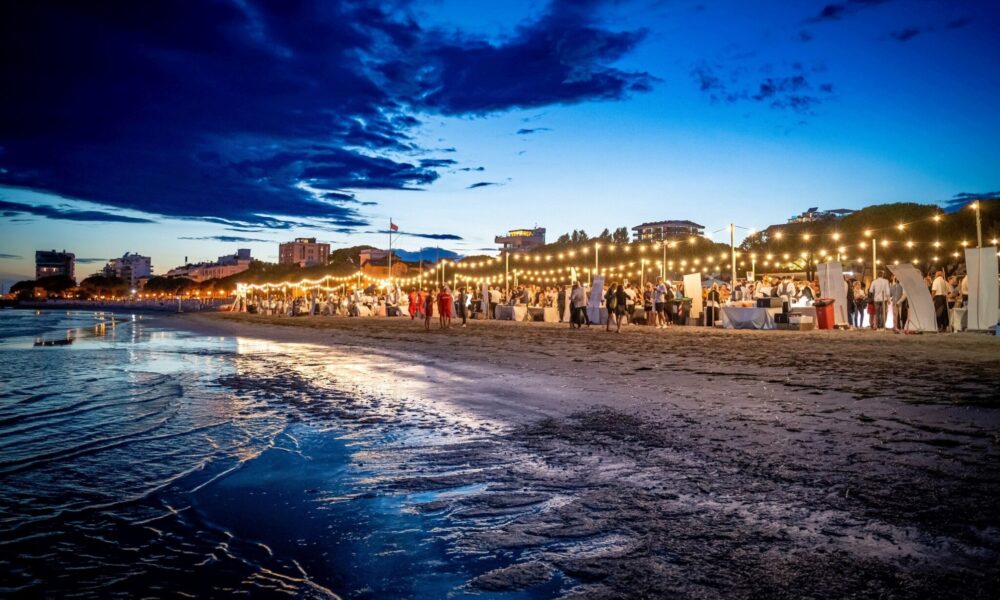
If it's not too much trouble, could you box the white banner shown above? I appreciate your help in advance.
[965,247,999,330]
[817,261,848,326]
[684,272,703,319]
[888,263,937,333]
[481,282,490,317]
[587,276,606,324]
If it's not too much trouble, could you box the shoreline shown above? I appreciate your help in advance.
[174,312,1000,596]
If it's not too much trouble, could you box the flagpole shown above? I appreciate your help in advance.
[388,219,392,290]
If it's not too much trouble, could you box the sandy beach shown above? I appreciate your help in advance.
[183,312,1000,598]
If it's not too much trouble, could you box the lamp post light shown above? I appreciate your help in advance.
[972,200,983,248]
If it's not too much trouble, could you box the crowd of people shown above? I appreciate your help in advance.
[239,267,983,333]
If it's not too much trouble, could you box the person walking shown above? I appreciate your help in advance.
[869,270,891,330]
[408,288,418,320]
[931,270,950,332]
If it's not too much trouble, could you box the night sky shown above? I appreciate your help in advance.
[1,0,998,284]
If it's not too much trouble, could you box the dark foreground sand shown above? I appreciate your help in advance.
[187,313,1000,598]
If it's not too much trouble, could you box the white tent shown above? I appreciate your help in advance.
[965,246,999,331]
[888,263,937,333]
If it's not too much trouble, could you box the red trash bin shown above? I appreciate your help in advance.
[813,298,835,330]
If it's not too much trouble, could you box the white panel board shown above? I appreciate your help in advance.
[888,263,937,333]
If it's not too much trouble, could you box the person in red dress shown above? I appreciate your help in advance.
[437,285,453,329]
[408,288,418,319]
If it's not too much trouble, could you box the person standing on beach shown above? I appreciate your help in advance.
[869,270,891,330]
[643,282,654,326]
[423,289,435,331]
[408,288,418,320]
[931,270,950,332]
[438,285,453,330]
[653,277,668,329]
[557,285,567,322]
[570,282,587,329]
[456,286,468,328]
[852,281,866,328]
[705,283,721,327]
[623,280,636,326]
[604,282,617,332]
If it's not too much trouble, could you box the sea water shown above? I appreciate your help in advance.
[0,310,560,598]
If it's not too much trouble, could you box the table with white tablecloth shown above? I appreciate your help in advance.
[495,304,528,321]
[721,306,777,330]
[527,306,559,322]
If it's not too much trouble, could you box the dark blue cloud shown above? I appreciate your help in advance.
[468,181,502,189]
[691,62,834,114]
[393,247,461,262]
[179,235,273,243]
[0,0,653,230]
[0,199,155,223]
[373,230,463,240]
[889,17,972,43]
[516,128,552,135]
[458,166,485,172]
[806,0,892,24]
[943,191,1000,212]
[890,28,922,42]
[0,253,23,260]
[75,258,108,264]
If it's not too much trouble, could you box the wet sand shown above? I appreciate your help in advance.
[185,313,1000,598]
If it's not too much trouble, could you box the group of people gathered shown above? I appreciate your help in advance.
[241,266,978,334]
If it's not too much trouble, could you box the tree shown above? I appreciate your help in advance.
[598,228,612,241]
[143,276,197,294]
[570,230,580,243]
[556,233,571,244]
[577,230,589,242]
[612,227,630,244]
[80,274,128,297]
[34,275,76,292]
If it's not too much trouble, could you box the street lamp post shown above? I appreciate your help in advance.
[504,251,510,299]
[661,241,666,280]
[729,224,737,287]
[871,238,877,279]
[972,200,983,248]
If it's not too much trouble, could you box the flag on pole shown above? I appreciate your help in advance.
[389,220,399,232]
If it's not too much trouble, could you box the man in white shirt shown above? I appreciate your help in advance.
[653,277,668,328]
[488,286,501,319]
[931,270,950,331]
[960,274,969,307]
[869,271,891,330]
